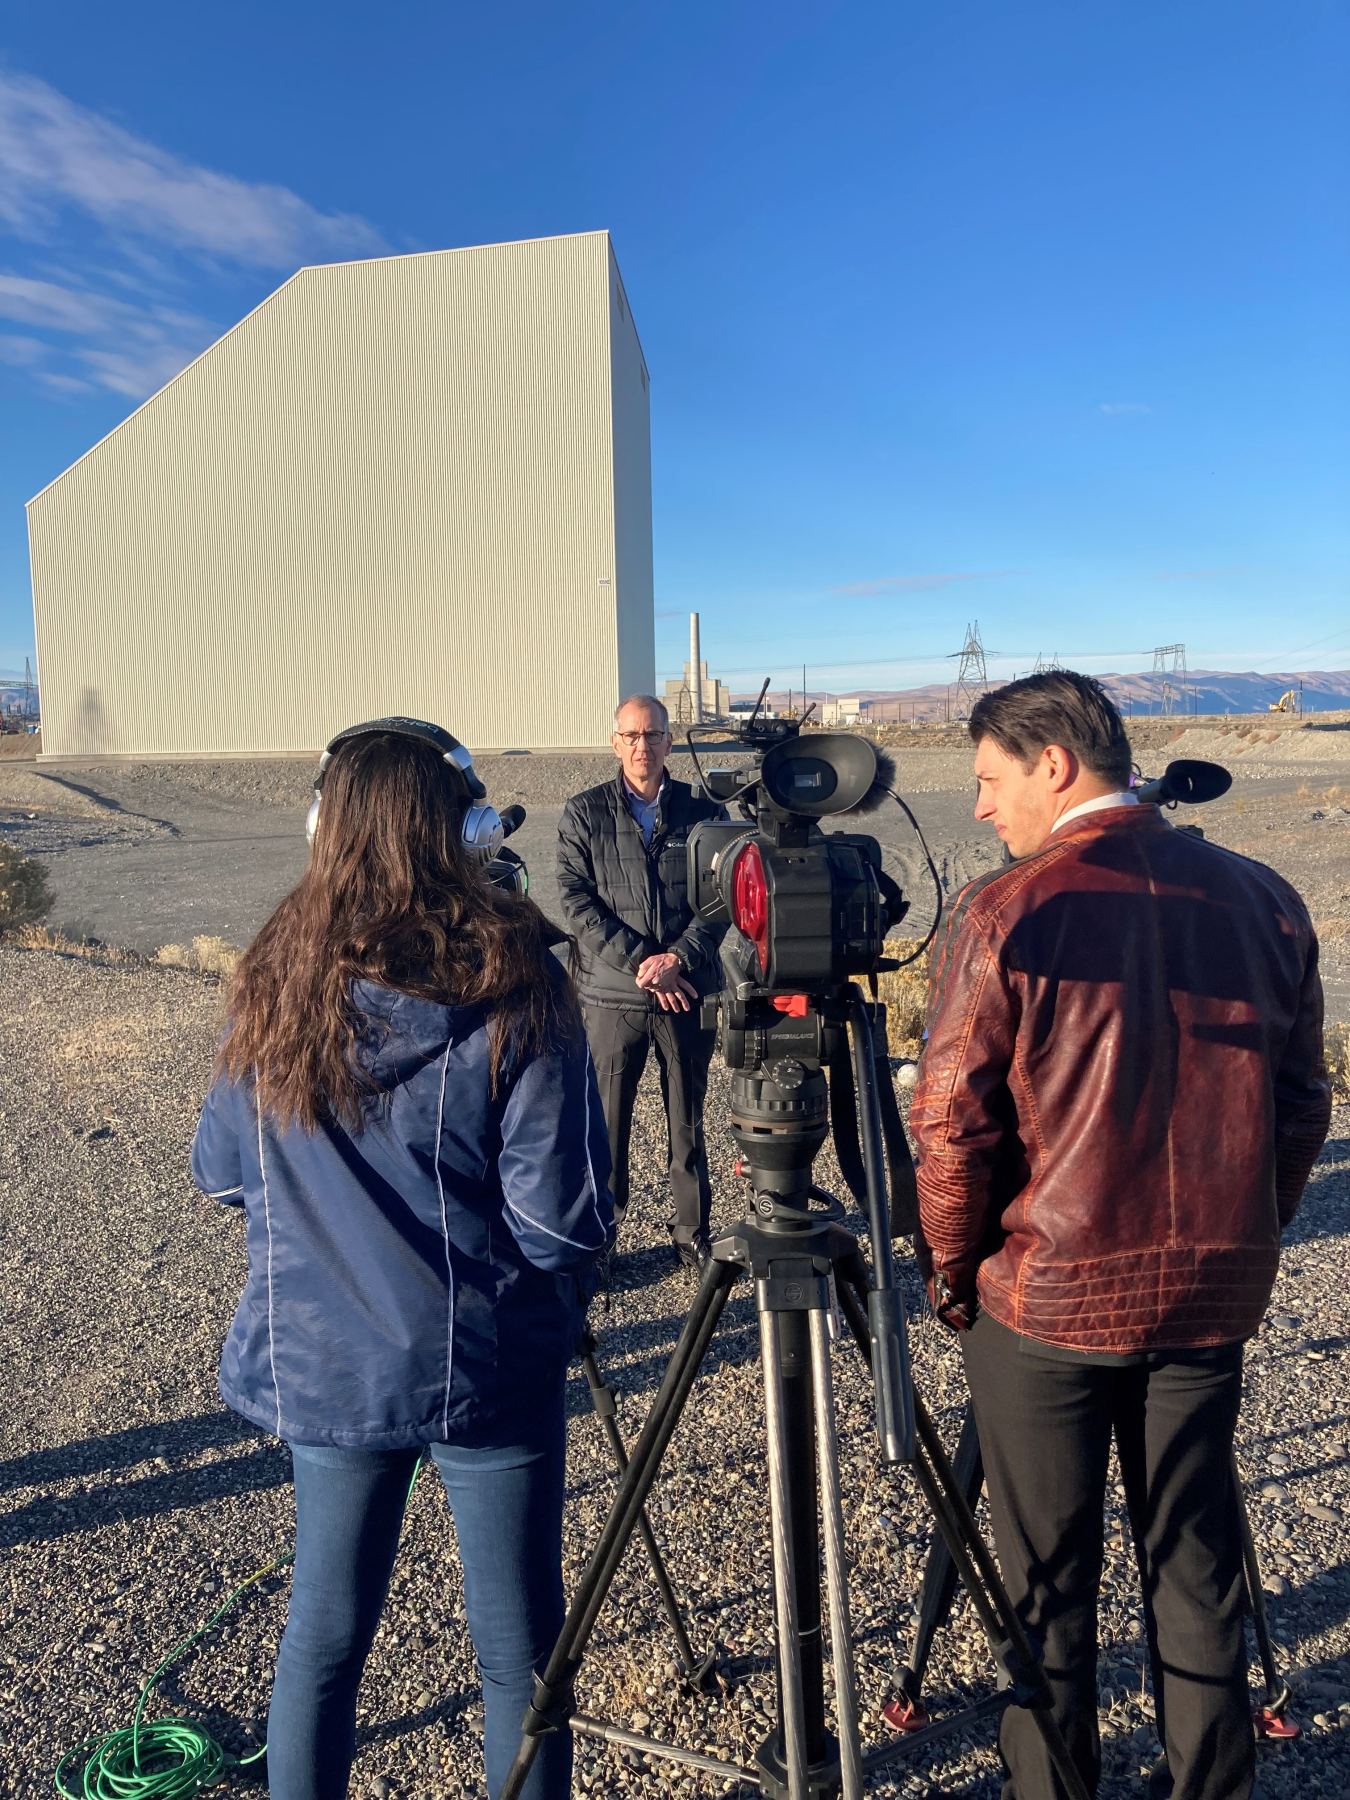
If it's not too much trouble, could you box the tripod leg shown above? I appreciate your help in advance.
[808,1308,864,1800]
[577,1348,713,1686]
[761,1308,811,1800]
[499,1256,737,1800]
[899,1400,984,1704]
[1232,1453,1296,1736]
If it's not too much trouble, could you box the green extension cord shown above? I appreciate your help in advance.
[54,1550,294,1800]
[54,1456,425,1799]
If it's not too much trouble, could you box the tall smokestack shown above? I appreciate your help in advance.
[690,612,703,724]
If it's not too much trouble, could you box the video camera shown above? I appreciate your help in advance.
[686,693,910,1002]
[680,685,933,1467]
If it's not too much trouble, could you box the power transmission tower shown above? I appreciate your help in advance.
[1032,652,1061,674]
[949,621,988,721]
[23,657,35,720]
[1152,643,1186,716]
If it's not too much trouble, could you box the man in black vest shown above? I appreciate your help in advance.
[558,695,727,1270]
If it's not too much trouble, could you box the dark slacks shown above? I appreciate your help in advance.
[583,1003,716,1236]
[961,1311,1252,1800]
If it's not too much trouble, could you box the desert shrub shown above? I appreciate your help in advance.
[0,843,52,933]
[1324,1022,1350,1101]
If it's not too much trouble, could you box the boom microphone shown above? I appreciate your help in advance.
[1134,759,1232,807]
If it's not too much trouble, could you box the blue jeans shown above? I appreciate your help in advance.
[267,1408,569,1800]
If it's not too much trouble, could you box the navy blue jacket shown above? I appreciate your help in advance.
[191,980,614,1448]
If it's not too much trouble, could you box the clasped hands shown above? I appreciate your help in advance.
[635,951,698,1012]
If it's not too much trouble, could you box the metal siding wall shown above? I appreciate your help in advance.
[608,251,655,705]
[28,232,627,756]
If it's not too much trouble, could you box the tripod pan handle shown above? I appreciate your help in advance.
[868,1288,916,1464]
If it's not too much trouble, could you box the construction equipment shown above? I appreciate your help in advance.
[1268,690,1297,713]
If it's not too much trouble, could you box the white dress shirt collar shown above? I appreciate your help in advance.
[1050,790,1139,835]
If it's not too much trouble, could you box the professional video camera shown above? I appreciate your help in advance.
[679,686,935,1240]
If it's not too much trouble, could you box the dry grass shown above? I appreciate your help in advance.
[152,934,243,978]
[1325,1021,1350,1100]
[53,1007,178,1082]
[1294,784,1343,805]
[856,937,930,1056]
[1315,918,1350,946]
[1,922,139,964]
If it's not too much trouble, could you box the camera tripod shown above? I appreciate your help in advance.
[893,1405,1299,1742]
[501,991,1092,1800]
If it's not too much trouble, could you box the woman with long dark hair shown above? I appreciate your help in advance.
[192,724,612,1800]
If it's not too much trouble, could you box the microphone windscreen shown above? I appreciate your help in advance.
[1165,759,1232,803]
[845,746,898,815]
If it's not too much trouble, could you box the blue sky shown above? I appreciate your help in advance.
[1,0,1346,693]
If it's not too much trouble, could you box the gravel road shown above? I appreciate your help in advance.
[2,944,1347,1800]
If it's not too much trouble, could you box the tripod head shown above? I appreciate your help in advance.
[700,974,916,1465]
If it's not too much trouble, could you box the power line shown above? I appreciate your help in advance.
[1151,643,1187,716]
[948,622,988,721]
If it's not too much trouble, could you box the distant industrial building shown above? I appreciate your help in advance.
[28,231,653,759]
[664,612,730,724]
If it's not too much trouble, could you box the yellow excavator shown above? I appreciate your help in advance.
[1268,690,1298,713]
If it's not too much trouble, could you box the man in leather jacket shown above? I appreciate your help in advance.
[909,671,1330,1800]
[558,695,727,1270]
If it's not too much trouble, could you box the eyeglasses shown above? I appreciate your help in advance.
[615,730,669,746]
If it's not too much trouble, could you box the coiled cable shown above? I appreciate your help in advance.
[54,1453,426,1798]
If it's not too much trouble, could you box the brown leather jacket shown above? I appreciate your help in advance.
[910,805,1331,1353]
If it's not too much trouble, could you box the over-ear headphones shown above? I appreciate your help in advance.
[305,716,506,862]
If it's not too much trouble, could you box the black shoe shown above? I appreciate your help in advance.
[674,1231,712,1274]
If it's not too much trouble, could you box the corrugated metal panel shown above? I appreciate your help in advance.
[609,246,655,708]
[28,230,653,757]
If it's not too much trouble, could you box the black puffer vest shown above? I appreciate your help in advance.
[556,775,728,1009]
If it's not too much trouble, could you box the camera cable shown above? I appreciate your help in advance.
[53,1455,425,1799]
[883,791,943,966]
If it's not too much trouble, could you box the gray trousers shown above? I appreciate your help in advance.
[962,1311,1252,1800]
[583,1004,716,1238]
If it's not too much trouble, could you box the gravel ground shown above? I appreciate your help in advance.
[7,726,1350,1020]
[2,944,1348,1800]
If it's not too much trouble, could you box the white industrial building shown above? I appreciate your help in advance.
[664,612,730,723]
[28,231,654,759]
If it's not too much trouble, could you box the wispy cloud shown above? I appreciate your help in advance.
[0,270,215,395]
[832,571,1013,598]
[0,68,387,399]
[0,331,45,365]
[0,70,385,266]
[1098,402,1151,415]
